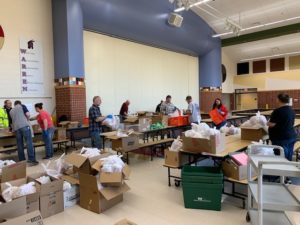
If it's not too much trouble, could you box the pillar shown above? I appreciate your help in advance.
[52,0,86,122]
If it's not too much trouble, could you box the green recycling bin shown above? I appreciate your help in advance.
[182,166,223,211]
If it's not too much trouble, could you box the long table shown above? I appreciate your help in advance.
[201,115,249,128]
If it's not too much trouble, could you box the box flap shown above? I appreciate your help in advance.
[124,117,138,123]
[91,160,104,172]
[78,173,98,190]
[65,153,88,168]
[99,183,130,201]
[100,172,122,184]
[1,210,43,225]
[61,175,79,185]
[32,175,63,196]
[115,219,138,225]
[122,165,131,179]
[1,161,26,183]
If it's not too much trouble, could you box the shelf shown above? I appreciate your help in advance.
[249,210,292,225]
[248,182,300,211]
[250,156,300,176]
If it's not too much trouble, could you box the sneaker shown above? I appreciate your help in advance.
[42,156,53,160]
[27,160,39,166]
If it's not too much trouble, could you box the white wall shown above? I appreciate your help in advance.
[0,0,55,116]
[84,31,199,115]
[221,51,236,93]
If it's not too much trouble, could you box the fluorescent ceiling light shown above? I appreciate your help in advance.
[174,0,211,13]
[213,15,300,38]
[240,50,300,62]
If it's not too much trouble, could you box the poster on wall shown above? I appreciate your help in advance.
[19,37,44,94]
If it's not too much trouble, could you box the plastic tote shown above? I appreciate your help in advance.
[182,166,223,211]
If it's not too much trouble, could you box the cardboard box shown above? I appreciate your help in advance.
[0,210,43,225]
[115,219,138,225]
[67,121,79,129]
[0,196,27,220]
[124,124,140,132]
[65,152,111,175]
[79,173,130,214]
[32,124,41,133]
[29,173,64,218]
[164,149,189,167]
[123,117,138,124]
[182,133,225,154]
[0,161,26,187]
[111,134,140,151]
[55,128,67,141]
[151,115,168,126]
[92,161,131,187]
[240,127,267,141]
[222,159,247,181]
[138,118,151,132]
[1,178,40,213]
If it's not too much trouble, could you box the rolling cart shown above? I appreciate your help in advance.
[246,144,300,225]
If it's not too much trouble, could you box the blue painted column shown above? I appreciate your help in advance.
[52,0,84,79]
[199,46,222,88]
[52,0,86,122]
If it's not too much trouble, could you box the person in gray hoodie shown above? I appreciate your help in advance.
[10,100,38,166]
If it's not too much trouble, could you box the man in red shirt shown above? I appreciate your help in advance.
[33,103,54,159]
[119,100,130,121]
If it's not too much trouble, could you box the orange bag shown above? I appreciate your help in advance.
[209,109,224,125]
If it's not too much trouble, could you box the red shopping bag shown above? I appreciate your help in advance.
[209,109,224,125]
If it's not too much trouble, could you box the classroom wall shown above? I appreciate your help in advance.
[84,31,199,115]
[221,51,235,93]
[233,69,300,91]
[0,0,55,115]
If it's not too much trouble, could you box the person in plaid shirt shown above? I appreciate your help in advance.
[89,96,105,149]
[160,95,178,115]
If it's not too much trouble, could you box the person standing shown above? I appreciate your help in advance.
[32,103,55,159]
[155,100,163,113]
[210,98,228,129]
[10,100,38,165]
[89,96,105,149]
[268,93,297,161]
[160,95,178,115]
[0,100,12,129]
[185,96,201,124]
[119,100,130,121]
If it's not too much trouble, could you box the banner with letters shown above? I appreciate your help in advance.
[19,37,44,94]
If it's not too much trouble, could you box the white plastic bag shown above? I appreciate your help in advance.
[102,115,120,130]
[80,147,101,158]
[63,181,72,191]
[170,136,182,152]
[100,155,125,173]
[2,182,36,202]
[36,176,51,184]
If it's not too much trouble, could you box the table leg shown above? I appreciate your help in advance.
[168,167,171,187]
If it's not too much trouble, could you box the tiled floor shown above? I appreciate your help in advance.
[2,148,300,225]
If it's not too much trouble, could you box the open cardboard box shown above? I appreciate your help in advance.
[164,149,189,168]
[65,151,111,175]
[79,173,130,214]
[240,127,267,141]
[0,196,27,221]
[0,210,43,225]
[1,178,39,213]
[182,133,225,154]
[110,133,140,151]
[92,160,131,187]
[54,128,67,141]
[61,173,80,209]
[28,173,64,219]
[0,161,26,189]
[151,115,168,126]
[123,117,139,124]
[222,159,247,181]
[138,118,152,132]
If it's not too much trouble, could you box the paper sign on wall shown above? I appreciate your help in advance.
[19,37,44,94]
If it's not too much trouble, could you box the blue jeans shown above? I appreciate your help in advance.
[271,138,297,161]
[90,131,101,149]
[214,120,227,130]
[16,126,36,162]
[42,127,55,158]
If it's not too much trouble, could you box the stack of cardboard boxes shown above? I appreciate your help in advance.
[0,161,64,223]
[64,151,131,214]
